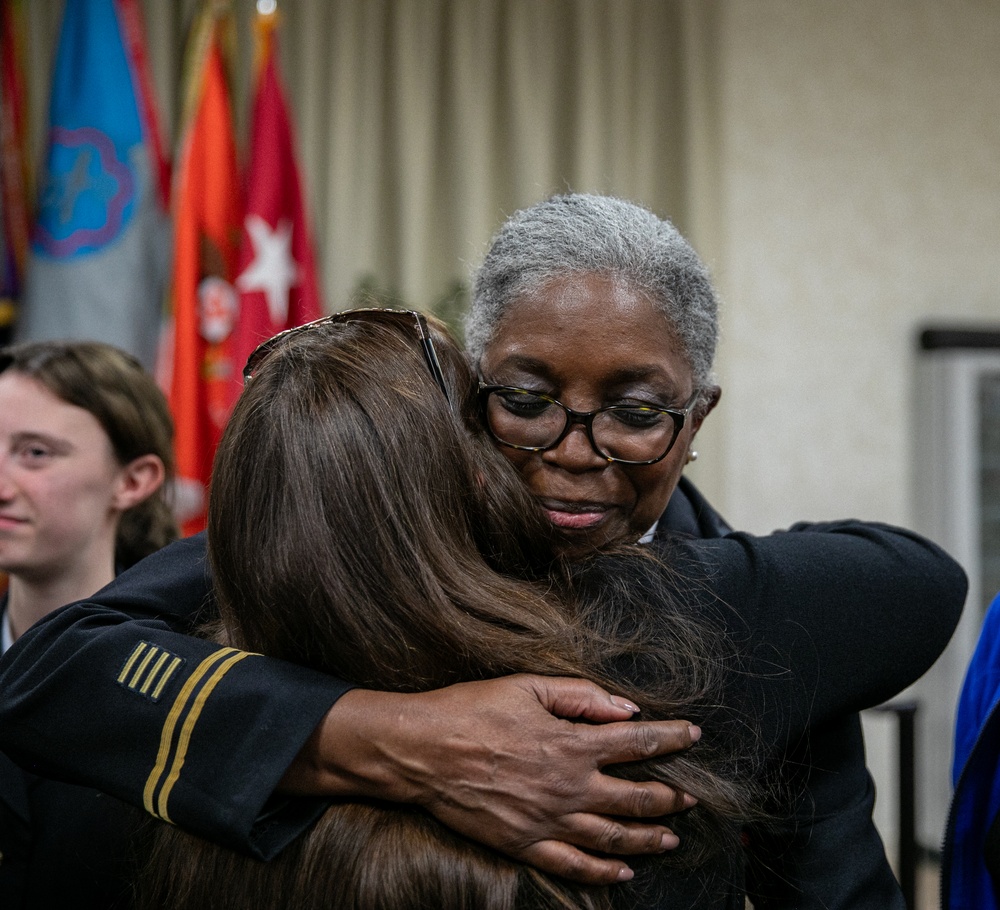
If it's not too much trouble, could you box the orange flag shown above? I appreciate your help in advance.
[159,1,241,535]
[228,6,323,408]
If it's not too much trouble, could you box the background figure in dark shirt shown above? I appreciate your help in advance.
[944,590,1000,909]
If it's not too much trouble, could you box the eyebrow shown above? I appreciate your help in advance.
[605,365,684,388]
[489,355,686,392]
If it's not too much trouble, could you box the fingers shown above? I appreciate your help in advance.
[528,675,642,723]
[522,677,702,766]
[320,677,703,887]
[517,820,681,886]
[519,840,638,886]
[583,775,698,819]
[562,812,681,855]
[581,715,702,767]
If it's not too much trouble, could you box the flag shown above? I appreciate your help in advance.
[0,0,32,345]
[159,1,241,536]
[228,5,323,408]
[18,0,170,369]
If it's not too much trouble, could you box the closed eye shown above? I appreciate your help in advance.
[10,434,68,466]
[17,444,56,465]
[606,406,671,429]
[494,389,556,418]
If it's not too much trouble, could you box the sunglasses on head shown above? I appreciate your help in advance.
[242,307,450,402]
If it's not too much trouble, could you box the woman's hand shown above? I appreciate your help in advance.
[280,674,700,884]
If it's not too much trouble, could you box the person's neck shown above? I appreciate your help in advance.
[6,557,116,643]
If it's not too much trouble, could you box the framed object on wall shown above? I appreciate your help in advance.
[909,326,1000,851]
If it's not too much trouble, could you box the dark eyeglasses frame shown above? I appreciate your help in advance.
[243,307,450,402]
[478,383,701,466]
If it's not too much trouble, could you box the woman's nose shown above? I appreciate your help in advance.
[540,423,608,472]
[0,459,15,501]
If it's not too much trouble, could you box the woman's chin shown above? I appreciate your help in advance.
[546,520,629,558]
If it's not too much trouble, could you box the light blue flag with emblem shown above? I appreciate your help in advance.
[18,0,170,370]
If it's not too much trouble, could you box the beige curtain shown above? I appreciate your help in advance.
[20,0,717,328]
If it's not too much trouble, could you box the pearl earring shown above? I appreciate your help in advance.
[686,450,699,464]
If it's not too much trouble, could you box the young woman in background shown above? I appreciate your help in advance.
[0,341,176,909]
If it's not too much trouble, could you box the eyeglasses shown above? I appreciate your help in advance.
[478,384,700,465]
[243,307,450,401]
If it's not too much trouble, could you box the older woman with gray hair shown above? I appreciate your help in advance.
[467,193,722,554]
[0,195,958,910]
[468,193,719,389]
[467,193,906,909]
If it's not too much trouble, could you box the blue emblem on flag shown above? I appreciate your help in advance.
[34,126,136,257]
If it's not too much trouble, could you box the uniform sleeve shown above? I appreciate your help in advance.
[659,500,926,910]
[662,520,967,743]
[0,534,353,860]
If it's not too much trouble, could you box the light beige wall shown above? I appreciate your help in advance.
[678,0,1000,859]
[686,0,1000,534]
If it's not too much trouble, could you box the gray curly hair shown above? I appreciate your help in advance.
[465,193,719,392]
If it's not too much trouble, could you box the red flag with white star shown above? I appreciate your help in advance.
[228,7,323,407]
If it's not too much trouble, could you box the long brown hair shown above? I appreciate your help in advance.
[140,316,762,909]
[0,340,177,568]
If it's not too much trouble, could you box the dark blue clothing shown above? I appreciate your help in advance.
[944,592,1000,909]
[0,537,347,861]
[661,480,906,909]
[0,594,141,909]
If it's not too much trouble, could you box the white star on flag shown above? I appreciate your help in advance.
[236,214,300,326]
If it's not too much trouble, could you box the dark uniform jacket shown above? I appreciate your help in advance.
[0,752,139,909]
[0,593,140,909]
[661,478,907,909]
[0,482,966,908]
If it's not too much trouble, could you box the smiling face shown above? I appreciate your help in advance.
[0,371,127,583]
[478,271,717,552]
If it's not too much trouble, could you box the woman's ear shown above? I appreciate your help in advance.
[691,385,721,436]
[112,454,166,512]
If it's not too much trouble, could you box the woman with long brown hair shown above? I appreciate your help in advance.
[138,311,963,909]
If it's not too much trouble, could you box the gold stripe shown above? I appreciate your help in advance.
[151,657,183,701]
[155,650,253,822]
[140,651,170,695]
[117,642,149,684]
[142,648,239,817]
[129,645,159,689]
